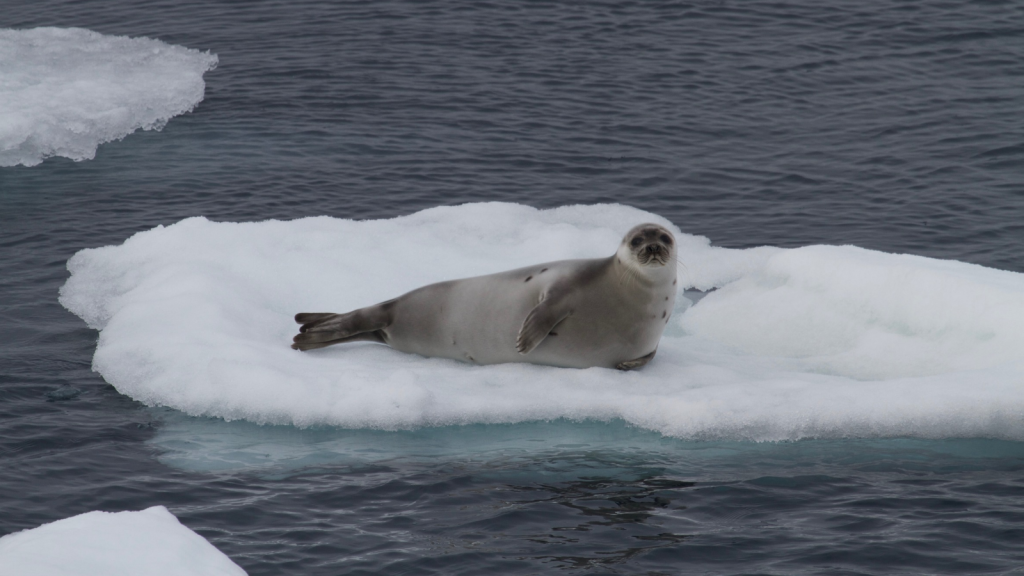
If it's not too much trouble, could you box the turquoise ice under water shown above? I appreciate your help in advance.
[3,0,1024,574]
[153,412,1024,477]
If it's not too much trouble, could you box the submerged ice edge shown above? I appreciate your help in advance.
[147,410,1024,475]
[0,27,218,167]
[60,203,1024,441]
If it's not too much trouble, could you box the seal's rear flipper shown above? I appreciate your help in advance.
[291,299,396,351]
[292,330,386,351]
[295,312,335,324]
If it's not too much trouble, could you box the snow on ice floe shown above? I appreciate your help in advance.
[0,506,245,576]
[0,27,217,167]
[59,203,1024,441]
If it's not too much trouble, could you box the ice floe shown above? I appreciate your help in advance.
[0,27,217,167]
[59,203,1024,441]
[0,506,245,576]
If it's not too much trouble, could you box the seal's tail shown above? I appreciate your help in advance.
[291,300,395,351]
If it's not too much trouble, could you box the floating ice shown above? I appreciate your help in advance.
[0,506,245,576]
[0,27,217,167]
[59,203,1024,441]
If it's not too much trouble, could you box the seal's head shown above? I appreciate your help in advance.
[619,223,676,267]
[612,223,678,289]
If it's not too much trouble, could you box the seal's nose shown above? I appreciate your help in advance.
[646,244,662,255]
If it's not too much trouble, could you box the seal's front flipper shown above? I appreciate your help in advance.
[292,300,395,351]
[616,348,657,371]
[516,293,571,355]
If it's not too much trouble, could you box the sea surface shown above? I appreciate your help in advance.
[2,1,1024,574]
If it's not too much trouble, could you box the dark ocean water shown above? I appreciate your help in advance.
[2,0,1024,574]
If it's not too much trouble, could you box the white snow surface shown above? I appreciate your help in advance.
[0,27,217,167]
[0,506,246,576]
[59,203,1024,441]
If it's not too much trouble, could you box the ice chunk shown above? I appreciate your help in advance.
[0,506,246,576]
[0,27,217,167]
[59,203,1024,441]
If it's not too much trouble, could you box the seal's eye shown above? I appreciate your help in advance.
[630,236,643,247]
[660,234,673,246]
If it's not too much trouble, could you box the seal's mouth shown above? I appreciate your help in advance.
[636,243,670,266]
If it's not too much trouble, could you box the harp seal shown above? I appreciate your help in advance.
[292,223,678,370]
